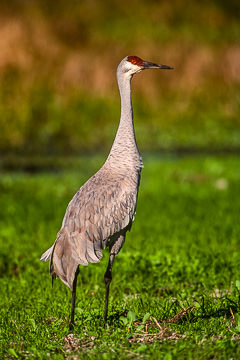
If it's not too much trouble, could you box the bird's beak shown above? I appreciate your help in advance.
[141,61,173,70]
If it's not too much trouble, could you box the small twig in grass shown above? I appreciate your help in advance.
[145,322,148,333]
[150,316,163,330]
[128,327,187,344]
[127,315,189,344]
[230,307,235,320]
[164,306,195,323]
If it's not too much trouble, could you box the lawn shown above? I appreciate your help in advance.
[0,154,240,359]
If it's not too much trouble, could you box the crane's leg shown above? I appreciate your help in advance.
[69,266,79,331]
[104,253,115,322]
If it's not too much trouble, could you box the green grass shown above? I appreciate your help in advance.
[1,154,240,359]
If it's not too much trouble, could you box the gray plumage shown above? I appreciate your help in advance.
[40,56,173,329]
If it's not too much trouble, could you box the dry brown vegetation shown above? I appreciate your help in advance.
[0,0,239,154]
[0,9,239,94]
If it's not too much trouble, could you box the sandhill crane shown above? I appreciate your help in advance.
[40,56,173,329]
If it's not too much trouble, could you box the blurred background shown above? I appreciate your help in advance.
[0,0,240,165]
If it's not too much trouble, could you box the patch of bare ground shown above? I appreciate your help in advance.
[129,318,187,345]
[61,302,240,358]
[128,308,195,345]
[64,333,96,353]
[63,309,194,355]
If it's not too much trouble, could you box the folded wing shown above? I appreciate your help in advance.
[40,174,138,290]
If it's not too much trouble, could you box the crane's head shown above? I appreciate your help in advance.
[117,56,173,78]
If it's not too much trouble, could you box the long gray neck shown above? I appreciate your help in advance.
[106,72,143,171]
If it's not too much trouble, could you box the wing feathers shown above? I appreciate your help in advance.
[42,174,138,290]
[86,237,100,263]
[72,231,88,266]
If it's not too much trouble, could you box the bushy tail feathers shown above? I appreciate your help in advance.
[40,244,55,262]
[40,228,102,290]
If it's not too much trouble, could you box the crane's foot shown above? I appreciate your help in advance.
[69,320,74,332]
[69,267,79,332]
